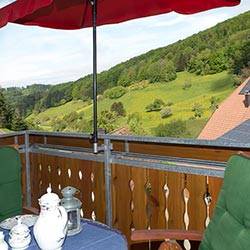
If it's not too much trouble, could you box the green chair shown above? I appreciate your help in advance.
[131,152,250,250]
[0,146,37,222]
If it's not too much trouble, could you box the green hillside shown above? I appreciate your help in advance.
[27,71,234,137]
[2,11,249,136]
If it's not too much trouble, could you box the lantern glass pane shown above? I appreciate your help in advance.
[68,210,78,230]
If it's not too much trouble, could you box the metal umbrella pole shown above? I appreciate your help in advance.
[91,0,98,153]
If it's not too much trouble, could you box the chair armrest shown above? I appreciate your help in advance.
[131,229,203,242]
[23,206,39,215]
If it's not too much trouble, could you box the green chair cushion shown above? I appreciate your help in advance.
[199,154,250,250]
[0,146,22,222]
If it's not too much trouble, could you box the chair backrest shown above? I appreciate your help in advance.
[0,146,22,222]
[199,153,250,250]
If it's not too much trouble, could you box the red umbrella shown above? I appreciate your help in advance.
[0,0,241,152]
[0,0,241,29]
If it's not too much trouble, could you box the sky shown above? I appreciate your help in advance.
[0,1,249,88]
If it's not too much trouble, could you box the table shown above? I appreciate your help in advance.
[2,218,128,250]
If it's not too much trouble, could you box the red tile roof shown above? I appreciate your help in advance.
[109,126,134,135]
[198,77,250,140]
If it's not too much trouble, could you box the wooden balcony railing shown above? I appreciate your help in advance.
[1,130,250,250]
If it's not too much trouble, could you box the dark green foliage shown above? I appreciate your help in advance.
[3,84,50,116]
[110,102,126,117]
[103,86,127,99]
[0,89,13,129]
[146,99,165,112]
[188,49,227,75]
[0,89,27,131]
[40,82,74,109]
[154,119,188,138]
[230,40,250,75]
[147,60,177,83]
[11,111,28,131]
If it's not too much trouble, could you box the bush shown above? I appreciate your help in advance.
[103,86,127,99]
[192,103,203,118]
[160,107,172,118]
[154,119,189,138]
[183,82,192,90]
[145,99,165,112]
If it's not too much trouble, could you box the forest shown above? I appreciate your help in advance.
[0,11,249,133]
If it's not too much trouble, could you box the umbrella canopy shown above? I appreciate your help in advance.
[0,0,241,153]
[0,0,241,30]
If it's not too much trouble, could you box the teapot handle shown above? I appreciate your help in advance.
[58,206,68,223]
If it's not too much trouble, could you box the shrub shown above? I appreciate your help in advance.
[154,119,189,138]
[160,107,172,118]
[145,99,165,112]
[103,86,127,99]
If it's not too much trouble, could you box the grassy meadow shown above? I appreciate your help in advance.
[28,71,235,138]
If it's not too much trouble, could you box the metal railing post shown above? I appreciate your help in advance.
[104,138,113,227]
[25,132,31,207]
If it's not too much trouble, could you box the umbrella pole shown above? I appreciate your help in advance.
[92,0,98,153]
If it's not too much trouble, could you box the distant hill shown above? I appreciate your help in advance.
[1,11,250,136]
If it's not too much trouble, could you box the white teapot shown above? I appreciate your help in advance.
[8,218,31,250]
[34,187,68,250]
[0,231,8,250]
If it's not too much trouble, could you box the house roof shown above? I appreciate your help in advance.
[198,77,250,140]
[215,119,250,143]
[109,126,134,135]
[239,79,250,95]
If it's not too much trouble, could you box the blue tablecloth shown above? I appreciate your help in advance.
[2,218,128,250]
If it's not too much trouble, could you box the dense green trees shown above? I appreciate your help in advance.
[1,11,250,134]
[0,88,28,131]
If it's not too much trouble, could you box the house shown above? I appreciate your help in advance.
[198,77,250,140]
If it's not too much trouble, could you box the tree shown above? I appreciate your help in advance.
[127,112,146,136]
[110,102,126,117]
[11,111,28,131]
[230,40,250,75]
[98,110,117,133]
[0,89,13,129]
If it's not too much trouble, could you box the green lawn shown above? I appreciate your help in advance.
[28,71,235,137]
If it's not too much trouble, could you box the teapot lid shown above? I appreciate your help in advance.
[39,187,60,206]
[9,218,29,237]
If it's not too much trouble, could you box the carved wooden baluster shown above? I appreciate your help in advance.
[162,175,170,245]
[183,175,191,250]
[129,179,135,231]
[145,173,152,250]
[163,177,170,227]
[90,172,96,220]
[145,181,152,230]
[204,176,212,228]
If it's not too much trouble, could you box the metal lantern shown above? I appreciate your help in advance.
[61,186,82,236]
